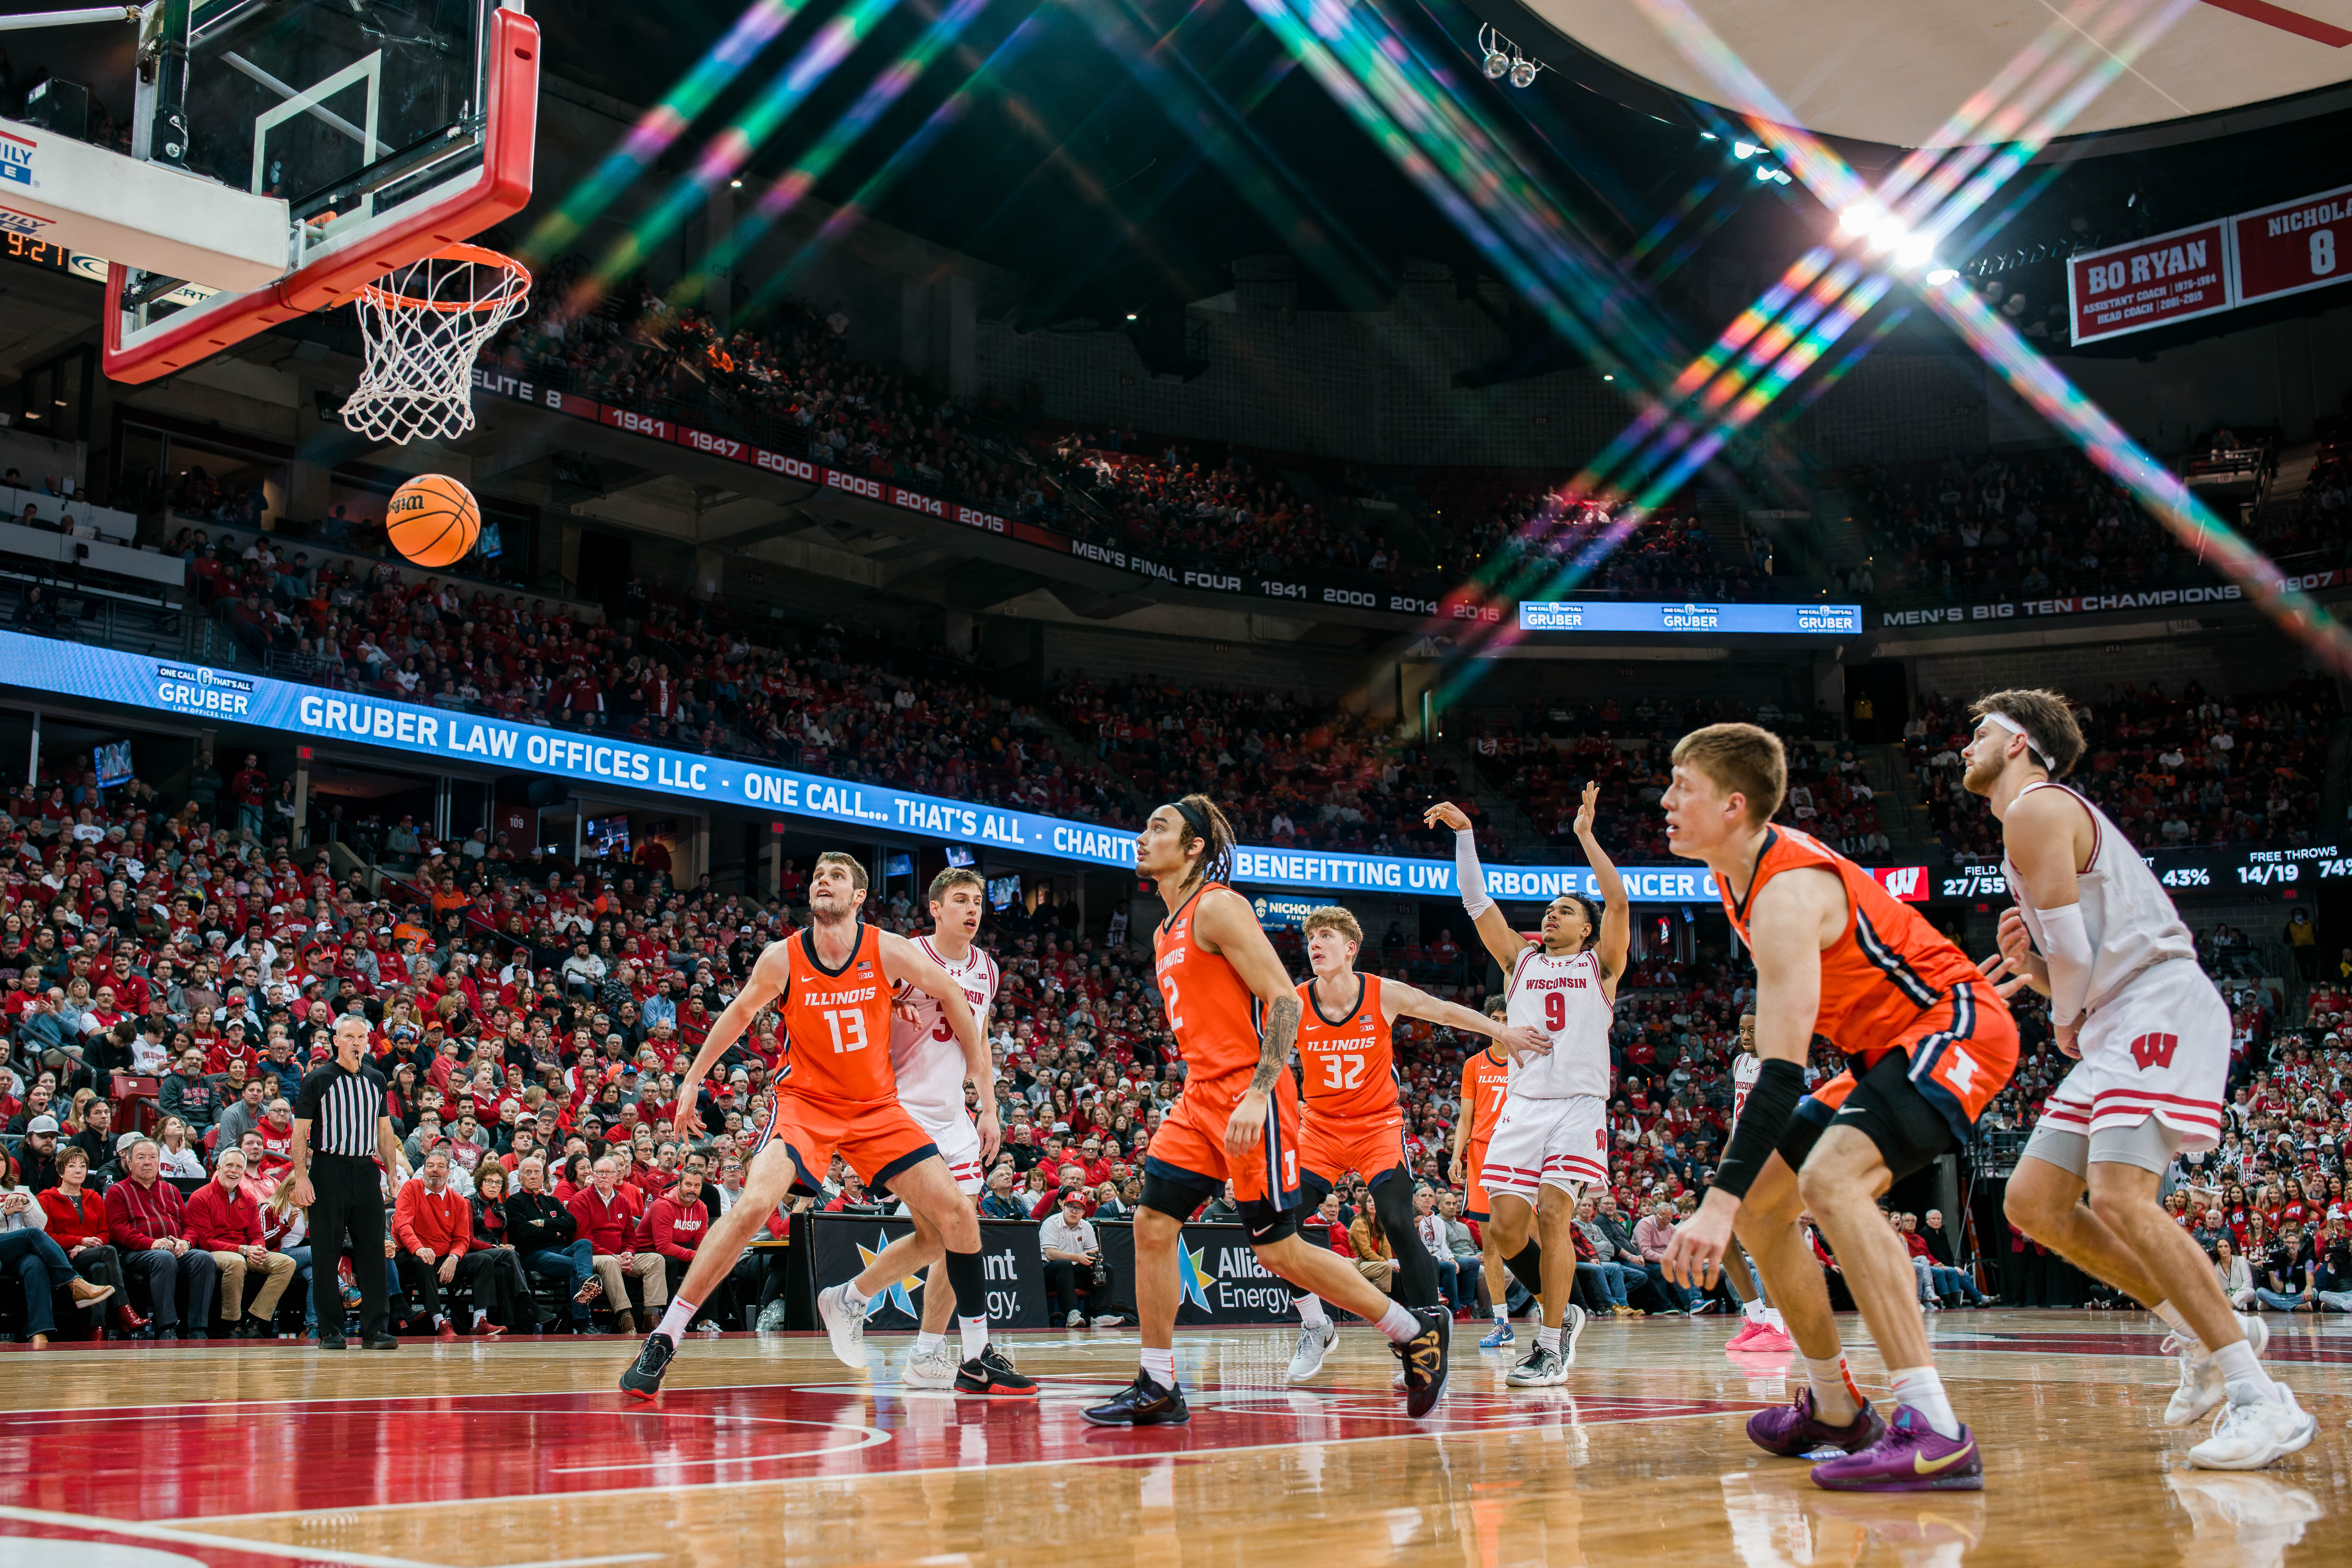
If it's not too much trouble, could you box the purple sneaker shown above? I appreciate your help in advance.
[1809,1405,1983,1492]
[1747,1385,1886,1458]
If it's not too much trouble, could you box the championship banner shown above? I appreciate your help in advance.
[2066,219,2233,346]
[803,1216,1046,1330]
[2231,182,2352,308]
[1094,1222,1301,1325]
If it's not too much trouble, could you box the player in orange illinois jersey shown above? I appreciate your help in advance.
[1450,998,1517,1346]
[618,852,1033,1403]
[1283,904,1549,1382]
[1660,724,2017,1492]
[1082,796,1455,1427]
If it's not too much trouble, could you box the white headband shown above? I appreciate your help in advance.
[1980,710,2055,771]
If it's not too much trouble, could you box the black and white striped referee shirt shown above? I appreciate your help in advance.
[295,1059,390,1159]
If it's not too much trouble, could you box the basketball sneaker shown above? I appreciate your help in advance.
[1478,1320,1515,1349]
[1558,1302,1587,1366]
[2189,1385,2318,1470]
[816,1284,868,1369]
[904,1345,957,1389]
[955,1344,1038,1398]
[1746,1386,1886,1458]
[1808,1406,1982,1492]
[1395,1306,1450,1417]
[1725,1316,1766,1352]
[2165,1314,2269,1427]
[1082,1370,1190,1426]
[618,1330,675,1402]
[1506,1343,1565,1387]
[1287,1319,1338,1382]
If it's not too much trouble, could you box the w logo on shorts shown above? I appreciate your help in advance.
[2129,1032,2179,1071]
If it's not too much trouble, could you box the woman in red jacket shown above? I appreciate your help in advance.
[37,1147,142,1335]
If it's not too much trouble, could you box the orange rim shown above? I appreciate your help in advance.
[357,243,532,314]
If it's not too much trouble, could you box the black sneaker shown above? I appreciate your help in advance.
[1396,1305,1451,1418]
[318,1332,346,1350]
[619,1331,675,1401]
[1082,1370,1189,1426]
[362,1333,399,1350]
[955,1343,1038,1398]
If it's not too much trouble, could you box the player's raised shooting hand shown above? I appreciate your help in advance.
[1572,781,1600,839]
[1424,800,1472,833]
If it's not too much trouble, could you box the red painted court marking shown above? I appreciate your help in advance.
[2200,0,2352,47]
[0,1383,1761,1523]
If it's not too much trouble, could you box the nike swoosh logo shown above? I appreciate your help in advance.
[1914,1443,1975,1474]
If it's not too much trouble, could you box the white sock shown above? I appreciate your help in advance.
[1742,1297,1768,1323]
[1536,1323,1561,1355]
[1296,1294,1330,1329]
[2213,1339,2273,1405]
[433,1314,447,1330]
[1804,1354,1860,1424]
[1766,1308,1787,1330]
[1492,1300,1509,1324]
[841,1280,870,1315]
[1140,1346,1176,1387]
[913,1331,946,1358]
[654,1298,697,1345]
[1376,1301,1422,1345]
[1890,1365,1960,1440]
[2150,1299,2198,1343]
[957,1314,989,1362]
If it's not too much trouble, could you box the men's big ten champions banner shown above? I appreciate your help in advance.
[806,1217,1046,1329]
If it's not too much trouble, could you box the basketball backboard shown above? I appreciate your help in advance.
[100,0,539,382]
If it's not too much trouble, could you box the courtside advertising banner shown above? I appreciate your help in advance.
[804,1217,1045,1329]
[2066,219,2233,345]
[1095,1223,1298,1325]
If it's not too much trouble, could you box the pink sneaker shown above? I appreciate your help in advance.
[1743,1321,1795,1352]
[1809,1405,1983,1492]
[1725,1318,1764,1351]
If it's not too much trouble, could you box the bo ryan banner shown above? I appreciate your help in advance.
[0,629,1925,904]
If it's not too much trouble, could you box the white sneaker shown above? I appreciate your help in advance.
[1093,1314,1125,1327]
[1559,1303,1587,1368]
[1066,1310,1085,1328]
[903,1345,957,1389]
[755,1301,789,1333]
[816,1285,869,1369]
[1286,1318,1338,1382]
[2166,1314,2269,1427]
[2189,1385,2318,1470]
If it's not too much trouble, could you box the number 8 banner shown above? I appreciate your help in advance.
[2233,183,2352,309]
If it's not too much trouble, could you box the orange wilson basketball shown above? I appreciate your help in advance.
[386,474,480,568]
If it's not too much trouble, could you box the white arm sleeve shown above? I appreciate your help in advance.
[1455,829,1493,920]
[2038,901,2093,1026]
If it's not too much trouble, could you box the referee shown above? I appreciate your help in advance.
[290,1015,403,1349]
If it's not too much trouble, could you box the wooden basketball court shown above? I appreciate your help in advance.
[4,1310,2344,1567]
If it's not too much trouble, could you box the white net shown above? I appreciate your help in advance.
[340,245,532,446]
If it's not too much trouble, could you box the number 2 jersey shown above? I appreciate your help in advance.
[1503,945,1613,1100]
[1153,881,1266,1094]
[1293,973,1400,1130]
[778,920,900,1108]
[888,936,999,1131]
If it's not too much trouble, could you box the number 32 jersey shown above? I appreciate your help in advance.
[778,920,900,1109]
[1504,945,1612,1100]
[1293,973,1400,1130]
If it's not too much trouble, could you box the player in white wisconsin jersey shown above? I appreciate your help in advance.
[1427,784,1627,1389]
[1968,689,2313,1470]
[1720,1013,1790,1351]
[829,868,1001,1390]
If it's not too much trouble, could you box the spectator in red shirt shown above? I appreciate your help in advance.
[648,1165,742,1329]
[104,1136,218,1337]
[37,1146,139,1332]
[566,1153,666,1335]
[393,1148,500,1338]
[185,1147,296,1337]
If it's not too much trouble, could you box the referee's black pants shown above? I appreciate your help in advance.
[309,1153,389,1341]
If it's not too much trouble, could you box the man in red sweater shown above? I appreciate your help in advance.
[393,1148,499,1338]
[105,1137,218,1339]
[646,1165,722,1331]
[185,1148,296,1338]
[567,1153,665,1335]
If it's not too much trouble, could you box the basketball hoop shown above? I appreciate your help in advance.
[340,244,533,446]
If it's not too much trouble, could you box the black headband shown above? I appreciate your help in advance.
[1172,800,1210,841]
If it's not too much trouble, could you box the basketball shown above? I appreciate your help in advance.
[385,473,480,568]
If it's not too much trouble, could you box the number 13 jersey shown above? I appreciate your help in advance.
[1503,945,1612,1100]
[779,920,900,1108]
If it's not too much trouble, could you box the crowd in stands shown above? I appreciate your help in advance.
[1833,443,2348,605]
[1423,480,1769,602]
[1905,676,2337,861]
